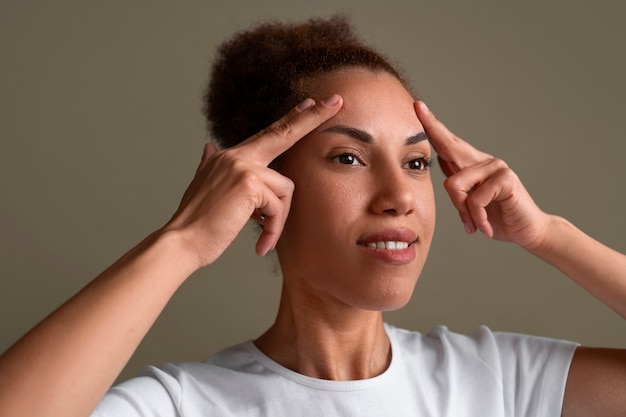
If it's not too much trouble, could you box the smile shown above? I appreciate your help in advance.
[364,241,411,250]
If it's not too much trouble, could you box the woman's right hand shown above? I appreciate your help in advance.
[0,95,341,417]
[162,95,343,268]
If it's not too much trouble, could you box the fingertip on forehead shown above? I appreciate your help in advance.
[320,94,342,107]
[415,100,429,114]
[297,98,316,111]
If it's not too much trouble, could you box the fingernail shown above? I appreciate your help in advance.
[297,98,315,111]
[322,94,340,106]
[464,222,475,234]
[419,100,429,112]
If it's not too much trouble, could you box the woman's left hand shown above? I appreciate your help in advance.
[414,101,626,416]
[414,101,549,250]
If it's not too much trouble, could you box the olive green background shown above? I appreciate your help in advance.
[1,1,625,382]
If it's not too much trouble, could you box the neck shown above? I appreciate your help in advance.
[254,284,391,381]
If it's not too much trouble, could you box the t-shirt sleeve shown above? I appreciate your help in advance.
[395,325,579,416]
[91,365,182,417]
[478,327,579,417]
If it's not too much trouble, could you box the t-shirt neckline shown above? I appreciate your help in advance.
[242,323,400,392]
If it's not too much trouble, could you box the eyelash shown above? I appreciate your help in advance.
[404,157,432,171]
[332,153,361,166]
[331,152,431,171]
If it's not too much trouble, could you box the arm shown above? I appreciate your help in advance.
[0,231,195,417]
[414,100,626,416]
[0,96,343,417]
[526,215,626,319]
[414,100,626,317]
[528,217,626,416]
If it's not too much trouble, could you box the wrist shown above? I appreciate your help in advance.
[146,227,207,277]
[154,221,229,272]
[522,214,572,257]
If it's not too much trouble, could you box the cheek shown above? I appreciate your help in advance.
[280,175,365,255]
[415,182,437,233]
[293,178,360,228]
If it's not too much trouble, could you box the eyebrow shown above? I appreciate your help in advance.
[322,125,429,146]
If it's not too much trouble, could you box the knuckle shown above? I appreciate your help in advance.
[492,166,518,184]
[216,150,249,173]
[272,175,295,199]
[443,176,461,192]
[502,166,518,179]
[265,117,296,139]
[213,147,237,163]
[465,194,481,209]
[218,154,258,184]
[237,170,261,191]
[283,177,295,193]
[486,156,508,169]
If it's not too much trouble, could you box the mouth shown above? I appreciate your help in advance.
[357,230,418,264]
[357,229,418,251]
[361,240,414,250]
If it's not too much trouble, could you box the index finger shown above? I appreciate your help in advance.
[237,95,343,166]
[414,100,490,171]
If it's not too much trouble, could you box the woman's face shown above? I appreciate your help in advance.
[276,68,435,312]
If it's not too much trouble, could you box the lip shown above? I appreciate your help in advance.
[357,228,418,264]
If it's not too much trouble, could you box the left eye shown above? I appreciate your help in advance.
[332,153,361,166]
[404,157,431,171]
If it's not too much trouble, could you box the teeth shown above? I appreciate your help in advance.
[366,241,409,250]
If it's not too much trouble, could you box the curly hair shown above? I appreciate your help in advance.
[204,15,410,149]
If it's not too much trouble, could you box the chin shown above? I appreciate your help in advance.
[371,297,414,312]
[349,285,416,312]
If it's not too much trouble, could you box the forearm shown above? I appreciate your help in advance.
[0,230,198,417]
[526,215,626,319]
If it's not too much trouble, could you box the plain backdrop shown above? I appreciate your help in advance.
[1,1,625,382]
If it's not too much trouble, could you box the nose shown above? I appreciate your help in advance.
[369,165,416,216]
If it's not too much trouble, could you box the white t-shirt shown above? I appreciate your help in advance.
[92,324,578,417]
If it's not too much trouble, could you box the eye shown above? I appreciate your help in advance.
[332,153,362,166]
[404,157,431,171]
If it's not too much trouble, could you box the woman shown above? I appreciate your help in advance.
[0,16,624,417]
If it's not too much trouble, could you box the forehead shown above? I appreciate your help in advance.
[304,69,423,134]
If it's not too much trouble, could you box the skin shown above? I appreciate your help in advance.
[0,67,625,416]
[256,69,435,380]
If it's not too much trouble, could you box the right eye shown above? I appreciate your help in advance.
[332,153,362,166]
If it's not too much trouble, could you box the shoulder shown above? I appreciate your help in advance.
[386,323,578,387]
[387,323,577,360]
[93,341,261,417]
[146,341,264,386]
[386,323,578,415]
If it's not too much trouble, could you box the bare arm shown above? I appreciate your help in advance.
[562,347,626,417]
[526,216,626,416]
[525,215,626,319]
[527,217,626,416]
[0,231,195,417]
[0,96,343,417]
